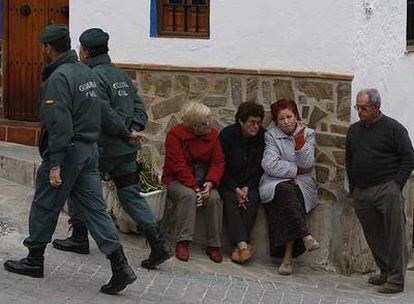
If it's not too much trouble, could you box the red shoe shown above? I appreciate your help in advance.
[206,246,222,263]
[175,241,189,262]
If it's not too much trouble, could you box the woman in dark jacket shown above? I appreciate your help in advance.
[219,102,265,263]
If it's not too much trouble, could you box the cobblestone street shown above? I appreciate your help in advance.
[0,178,413,304]
[2,0,414,303]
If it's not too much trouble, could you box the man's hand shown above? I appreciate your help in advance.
[201,181,214,200]
[49,166,62,187]
[128,130,145,145]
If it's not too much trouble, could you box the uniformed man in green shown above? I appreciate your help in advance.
[3,24,137,295]
[52,28,173,270]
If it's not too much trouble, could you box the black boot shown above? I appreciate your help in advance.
[100,246,137,295]
[3,247,45,278]
[52,222,89,254]
[140,228,173,270]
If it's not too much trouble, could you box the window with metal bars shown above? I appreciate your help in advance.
[407,0,414,48]
[157,0,209,38]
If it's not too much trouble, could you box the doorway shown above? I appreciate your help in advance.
[3,0,69,121]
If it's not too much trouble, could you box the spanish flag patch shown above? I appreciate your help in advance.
[44,99,55,105]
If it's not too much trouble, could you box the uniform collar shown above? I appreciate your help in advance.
[87,53,111,68]
[42,50,78,81]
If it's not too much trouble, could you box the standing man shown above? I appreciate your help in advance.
[346,88,414,294]
[3,24,137,295]
[52,28,172,270]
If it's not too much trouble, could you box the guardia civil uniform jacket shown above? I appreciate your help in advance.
[39,50,130,166]
[86,53,148,159]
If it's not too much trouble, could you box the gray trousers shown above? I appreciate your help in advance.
[353,180,408,286]
[167,181,223,247]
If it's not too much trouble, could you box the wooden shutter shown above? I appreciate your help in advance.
[157,0,209,38]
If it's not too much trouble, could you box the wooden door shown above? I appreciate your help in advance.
[46,0,69,25]
[4,0,69,121]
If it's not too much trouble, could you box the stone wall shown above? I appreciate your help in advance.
[0,39,2,117]
[126,69,351,176]
[120,66,412,274]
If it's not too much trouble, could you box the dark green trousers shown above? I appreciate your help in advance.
[69,153,157,233]
[23,142,120,255]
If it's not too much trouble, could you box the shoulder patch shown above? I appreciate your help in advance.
[44,99,55,105]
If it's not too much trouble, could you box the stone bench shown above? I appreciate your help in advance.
[106,180,414,273]
[1,140,412,274]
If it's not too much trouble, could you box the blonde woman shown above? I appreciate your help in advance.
[162,102,225,263]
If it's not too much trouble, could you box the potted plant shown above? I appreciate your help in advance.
[104,152,167,233]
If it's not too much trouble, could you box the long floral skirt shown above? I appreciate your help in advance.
[264,181,309,258]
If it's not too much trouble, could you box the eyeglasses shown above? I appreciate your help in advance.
[353,104,375,112]
[245,119,262,127]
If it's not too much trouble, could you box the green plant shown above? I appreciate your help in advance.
[106,151,165,225]
[137,152,165,193]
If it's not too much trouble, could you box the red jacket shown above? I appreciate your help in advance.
[162,123,225,190]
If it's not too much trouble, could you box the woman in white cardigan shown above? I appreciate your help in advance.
[259,99,320,275]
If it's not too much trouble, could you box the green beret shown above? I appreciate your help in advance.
[40,24,69,44]
[79,28,109,48]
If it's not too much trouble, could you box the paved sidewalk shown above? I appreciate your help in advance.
[0,178,413,304]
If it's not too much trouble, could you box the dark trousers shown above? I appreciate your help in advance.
[23,142,120,256]
[69,153,158,234]
[264,182,308,258]
[220,188,259,246]
[353,180,408,286]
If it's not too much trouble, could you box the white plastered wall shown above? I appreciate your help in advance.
[353,0,414,137]
[70,0,414,135]
[70,0,354,73]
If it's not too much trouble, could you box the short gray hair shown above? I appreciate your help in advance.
[356,88,381,107]
[181,102,212,128]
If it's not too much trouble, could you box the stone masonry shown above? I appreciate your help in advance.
[116,68,414,275]
[0,39,2,117]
